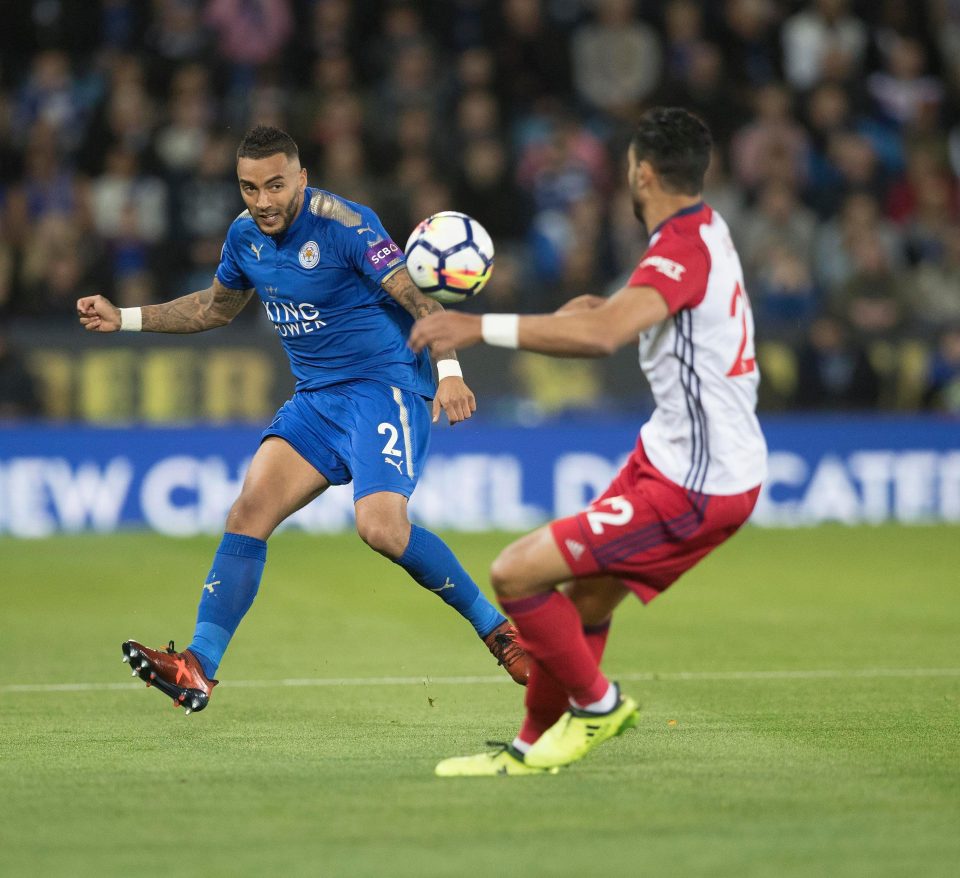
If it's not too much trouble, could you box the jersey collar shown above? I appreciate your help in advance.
[650,201,705,237]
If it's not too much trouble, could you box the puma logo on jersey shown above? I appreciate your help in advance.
[565,539,586,560]
[250,242,264,261]
[384,457,404,473]
[356,225,375,237]
[430,578,455,593]
[640,254,685,281]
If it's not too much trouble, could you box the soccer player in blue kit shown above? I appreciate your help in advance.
[77,126,529,713]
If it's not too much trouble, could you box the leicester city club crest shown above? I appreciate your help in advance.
[298,241,320,269]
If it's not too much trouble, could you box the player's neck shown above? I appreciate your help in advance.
[643,193,702,236]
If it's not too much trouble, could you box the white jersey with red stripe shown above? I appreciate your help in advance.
[628,202,766,495]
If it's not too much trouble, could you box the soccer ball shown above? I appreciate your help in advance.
[404,211,494,304]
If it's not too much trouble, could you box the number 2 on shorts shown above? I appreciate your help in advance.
[378,422,401,457]
[586,496,634,534]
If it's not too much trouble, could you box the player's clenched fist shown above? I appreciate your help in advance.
[77,295,121,332]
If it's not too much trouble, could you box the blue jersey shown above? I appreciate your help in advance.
[216,187,434,398]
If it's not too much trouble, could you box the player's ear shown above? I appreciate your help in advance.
[298,166,307,191]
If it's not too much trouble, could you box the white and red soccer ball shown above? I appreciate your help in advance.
[404,211,494,304]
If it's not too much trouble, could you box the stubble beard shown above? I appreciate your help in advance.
[259,189,303,237]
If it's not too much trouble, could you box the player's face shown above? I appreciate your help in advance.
[237,153,308,236]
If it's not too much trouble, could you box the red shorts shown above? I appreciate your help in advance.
[550,441,760,604]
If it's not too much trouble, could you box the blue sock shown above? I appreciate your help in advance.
[395,525,506,638]
[187,532,267,678]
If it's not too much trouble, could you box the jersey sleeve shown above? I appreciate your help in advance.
[627,230,710,314]
[337,205,406,285]
[215,222,252,290]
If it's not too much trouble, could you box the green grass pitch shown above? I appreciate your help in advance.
[1,525,958,877]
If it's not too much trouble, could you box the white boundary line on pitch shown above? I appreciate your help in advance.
[2,667,960,694]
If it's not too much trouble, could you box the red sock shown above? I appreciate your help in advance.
[502,591,609,717]
[518,619,612,745]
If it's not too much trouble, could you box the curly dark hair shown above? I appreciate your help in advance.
[236,125,299,161]
[630,108,712,195]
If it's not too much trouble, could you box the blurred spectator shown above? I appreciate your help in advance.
[19,214,106,314]
[909,227,960,334]
[719,0,781,88]
[661,0,703,84]
[13,49,100,155]
[750,244,820,340]
[0,332,41,420]
[730,83,808,193]
[90,146,168,245]
[494,0,572,119]
[922,326,960,413]
[781,0,868,90]
[571,0,662,122]
[867,35,944,130]
[206,0,294,68]
[813,190,905,295]
[739,180,817,280]
[146,0,208,66]
[793,315,881,409]
[154,64,215,174]
[455,138,531,243]
[831,231,912,343]
[806,129,884,218]
[656,41,746,147]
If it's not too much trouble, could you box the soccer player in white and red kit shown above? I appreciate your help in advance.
[410,107,767,775]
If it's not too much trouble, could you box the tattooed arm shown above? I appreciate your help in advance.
[381,268,476,424]
[381,269,459,362]
[77,278,254,334]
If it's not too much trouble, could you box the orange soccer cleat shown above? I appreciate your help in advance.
[483,621,530,686]
[122,640,218,715]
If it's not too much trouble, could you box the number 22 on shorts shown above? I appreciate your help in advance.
[586,496,634,534]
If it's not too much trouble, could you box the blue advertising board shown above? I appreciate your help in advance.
[0,416,958,536]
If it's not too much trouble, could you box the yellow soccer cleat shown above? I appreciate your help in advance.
[435,742,560,777]
[524,687,639,769]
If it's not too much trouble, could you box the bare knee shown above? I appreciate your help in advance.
[489,543,529,600]
[226,493,275,540]
[355,513,410,559]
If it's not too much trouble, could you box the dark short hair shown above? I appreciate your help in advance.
[236,125,299,162]
[630,108,712,195]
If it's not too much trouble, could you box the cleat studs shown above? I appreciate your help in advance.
[129,648,138,659]
[140,659,148,669]
[122,655,129,664]
[149,671,156,680]
[184,709,191,716]
[177,693,186,702]
[131,669,138,677]
[190,698,200,710]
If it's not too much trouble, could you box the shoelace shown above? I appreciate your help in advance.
[489,632,524,668]
[165,640,177,655]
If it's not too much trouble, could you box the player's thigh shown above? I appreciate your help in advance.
[227,436,330,538]
[489,525,576,599]
[563,577,631,627]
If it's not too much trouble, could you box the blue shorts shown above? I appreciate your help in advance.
[262,380,432,501]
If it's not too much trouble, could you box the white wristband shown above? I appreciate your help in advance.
[481,313,519,349]
[436,359,463,380]
[119,307,143,332]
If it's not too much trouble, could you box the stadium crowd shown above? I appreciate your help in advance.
[1,0,959,415]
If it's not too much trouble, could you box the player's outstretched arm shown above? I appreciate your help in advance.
[409,284,670,358]
[77,279,254,334]
[382,269,476,425]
